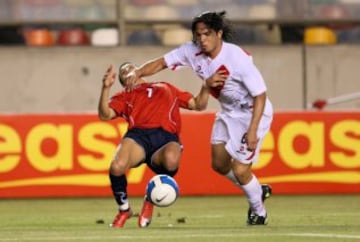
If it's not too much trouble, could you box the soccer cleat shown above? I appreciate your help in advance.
[138,196,154,228]
[110,209,133,228]
[247,184,272,225]
[247,213,268,225]
[261,184,272,201]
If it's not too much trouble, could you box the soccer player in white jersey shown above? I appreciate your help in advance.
[128,11,273,225]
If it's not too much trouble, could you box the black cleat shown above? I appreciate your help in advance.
[247,213,268,225]
[261,184,272,201]
[247,184,272,225]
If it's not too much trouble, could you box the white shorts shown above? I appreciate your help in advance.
[211,111,272,164]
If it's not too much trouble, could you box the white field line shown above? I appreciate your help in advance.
[288,233,360,239]
[1,233,360,241]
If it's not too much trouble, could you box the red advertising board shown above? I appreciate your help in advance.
[0,112,359,198]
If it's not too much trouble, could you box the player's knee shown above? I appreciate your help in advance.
[232,162,252,184]
[235,171,252,185]
[110,160,127,176]
[164,159,179,172]
[163,151,180,171]
[211,160,229,175]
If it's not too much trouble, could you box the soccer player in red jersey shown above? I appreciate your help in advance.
[126,11,273,225]
[98,62,209,228]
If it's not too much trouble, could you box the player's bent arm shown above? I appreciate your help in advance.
[247,92,266,149]
[249,92,266,131]
[136,57,167,78]
[98,86,116,121]
[188,85,211,111]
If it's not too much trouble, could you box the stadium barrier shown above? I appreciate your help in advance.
[0,111,359,198]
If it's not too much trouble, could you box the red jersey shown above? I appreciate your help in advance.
[109,82,193,135]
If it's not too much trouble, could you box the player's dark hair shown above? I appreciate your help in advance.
[191,10,232,43]
[118,61,132,86]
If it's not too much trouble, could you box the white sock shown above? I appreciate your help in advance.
[241,174,266,216]
[119,201,129,211]
[225,170,241,188]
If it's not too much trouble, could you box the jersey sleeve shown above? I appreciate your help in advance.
[234,51,267,97]
[164,42,192,70]
[166,83,193,109]
[108,92,126,116]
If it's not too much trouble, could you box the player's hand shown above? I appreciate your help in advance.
[124,68,138,90]
[246,129,258,151]
[204,69,229,88]
[102,65,116,88]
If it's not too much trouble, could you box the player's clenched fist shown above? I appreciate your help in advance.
[204,68,229,88]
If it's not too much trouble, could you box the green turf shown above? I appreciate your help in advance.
[0,195,359,242]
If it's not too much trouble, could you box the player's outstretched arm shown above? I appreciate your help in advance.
[188,84,211,111]
[126,57,167,89]
[98,65,117,121]
[137,57,167,77]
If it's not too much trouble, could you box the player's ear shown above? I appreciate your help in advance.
[118,75,125,87]
[217,30,223,39]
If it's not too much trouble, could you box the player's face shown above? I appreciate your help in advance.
[119,63,136,86]
[194,22,223,58]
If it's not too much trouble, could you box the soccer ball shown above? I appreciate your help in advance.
[146,174,179,207]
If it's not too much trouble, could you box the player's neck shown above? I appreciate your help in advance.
[207,41,223,59]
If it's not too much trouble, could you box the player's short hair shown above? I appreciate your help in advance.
[191,10,232,43]
[118,61,132,86]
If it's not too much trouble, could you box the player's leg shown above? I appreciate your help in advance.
[210,141,269,224]
[231,161,270,225]
[225,116,272,225]
[147,128,182,177]
[109,137,145,228]
[211,143,232,175]
[210,117,233,176]
[243,115,273,224]
[110,138,145,209]
[138,130,181,228]
[151,141,182,176]
[211,113,272,225]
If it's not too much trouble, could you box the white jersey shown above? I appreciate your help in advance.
[164,41,273,118]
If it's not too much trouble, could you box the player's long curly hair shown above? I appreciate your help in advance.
[191,10,233,43]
